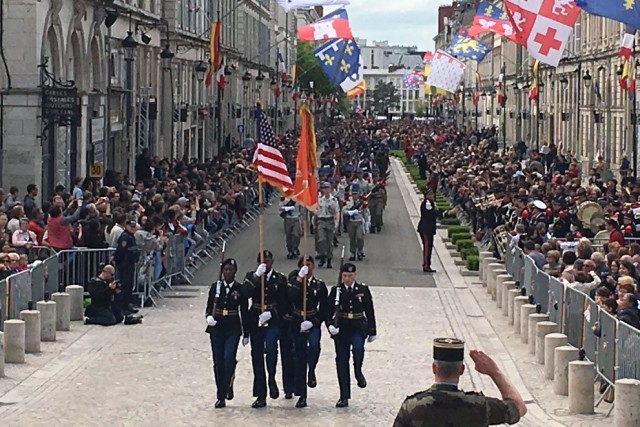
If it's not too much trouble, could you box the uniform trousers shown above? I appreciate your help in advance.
[294,326,321,397]
[347,220,365,254]
[333,327,366,400]
[284,217,301,251]
[280,320,296,395]
[250,323,280,398]
[210,329,240,400]
[116,265,135,305]
[316,218,335,260]
[421,232,435,269]
[369,199,384,229]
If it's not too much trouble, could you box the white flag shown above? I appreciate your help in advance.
[276,0,350,12]
[426,50,465,93]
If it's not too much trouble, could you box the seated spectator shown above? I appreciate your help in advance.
[616,278,636,305]
[12,217,38,254]
[617,293,640,329]
[7,205,24,234]
[543,250,562,277]
[523,241,545,270]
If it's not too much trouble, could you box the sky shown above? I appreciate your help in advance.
[325,0,441,51]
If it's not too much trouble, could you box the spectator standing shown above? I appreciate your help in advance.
[4,186,19,211]
[113,219,140,315]
[44,201,81,251]
[28,208,46,245]
[23,184,38,217]
[72,176,84,200]
[7,205,24,234]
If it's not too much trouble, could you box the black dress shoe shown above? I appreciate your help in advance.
[214,399,226,408]
[349,255,356,261]
[424,268,436,273]
[268,378,279,399]
[251,398,267,408]
[307,371,317,388]
[285,393,293,399]
[226,386,234,400]
[335,398,349,408]
[326,260,332,269]
[295,397,307,408]
[356,374,367,389]
[319,258,326,267]
[127,305,139,314]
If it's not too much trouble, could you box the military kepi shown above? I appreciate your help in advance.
[433,337,465,362]
[341,262,356,273]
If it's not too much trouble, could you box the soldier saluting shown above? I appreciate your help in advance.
[393,338,527,426]
[326,262,377,408]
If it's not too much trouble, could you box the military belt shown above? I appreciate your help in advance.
[214,309,238,316]
[339,312,364,319]
[294,309,318,316]
[318,217,333,220]
[252,303,274,310]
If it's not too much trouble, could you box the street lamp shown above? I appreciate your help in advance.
[583,70,592,88]
[122,31,138,60]
[160,45,174,71]
[560,76,569,88]
[242,71,251,138]
[195,61,208,82]
[121,29,137,175]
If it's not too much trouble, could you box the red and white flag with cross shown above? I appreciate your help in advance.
[504,0,580,67]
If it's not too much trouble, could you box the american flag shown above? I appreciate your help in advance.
[252,105,293,193]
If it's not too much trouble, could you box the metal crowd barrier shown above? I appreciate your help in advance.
[0,187,269,330]
[507,241,640,390]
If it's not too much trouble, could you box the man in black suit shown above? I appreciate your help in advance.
[417,188,439,273]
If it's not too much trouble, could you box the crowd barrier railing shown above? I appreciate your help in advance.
[0,187,268,330]
[504,241,640,389]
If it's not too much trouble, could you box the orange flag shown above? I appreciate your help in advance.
[293,104,318,211]
[205,20,221,88]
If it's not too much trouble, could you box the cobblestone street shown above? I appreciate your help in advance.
[0,166,607,426]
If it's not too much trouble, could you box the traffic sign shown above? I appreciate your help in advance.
[237,124,244,134]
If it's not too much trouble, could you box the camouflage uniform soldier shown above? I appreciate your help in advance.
[393,338,527,427]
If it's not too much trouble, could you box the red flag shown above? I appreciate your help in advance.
[297,9,353,41]
[252,104,293,194]
[215,66,225,89]
[619,33,634,59]
[205,21,221,88]
[292,104,318,211]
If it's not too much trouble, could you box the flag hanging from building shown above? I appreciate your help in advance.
[403,70,423,89]
[252,104,293,194]
[276,0,350,12]
[277,50,287,80]
[467,1,517,42]
[423,60,450,95]
[215,65,225,89]
[447,33,492,62]
[619,33,635,59]
[620,58,630,90]
[423,51,434,64]
[594,79,601,103]
[205,20,221,88]
[313,38,363,93]
[529,60,540,101]
[630,64,637,100]
[297,8,354,41]
[504,0,580,67]
[426,50,466,93]
[497,63,506,106]
[575,1,640,32]
[346,80,366,99]
[292,104,319,211]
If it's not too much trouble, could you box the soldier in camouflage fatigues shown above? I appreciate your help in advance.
[393,338,525,427]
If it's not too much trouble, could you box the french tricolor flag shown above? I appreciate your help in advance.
[619,33,634,59]
[297,8,354,41]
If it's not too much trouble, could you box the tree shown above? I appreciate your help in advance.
[371,81,401,115]
[414,100,426,117]
[295,42,334,96]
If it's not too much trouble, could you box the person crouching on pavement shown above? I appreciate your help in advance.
[85,264,124,326]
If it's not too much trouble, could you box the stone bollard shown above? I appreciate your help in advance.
[568,361,595,414]
[535,321,558,364]
[19,309,41,354]
[478,251,493,280]
[520,304,537,343]
[513,296,529,334]
[4,320,25,364]
[65,285,84,321]
[528,313,549,354]
[37,300,57,341]
[554,346,580,395]
[501,281,516,315]
[544,333,568,380]
[482,258,499,285]
[614,379,640,426]
[488,265,507,299]
[507,288,520,322]
[0,331,4,376]
[52,292,71,331]
[495,275,512,307]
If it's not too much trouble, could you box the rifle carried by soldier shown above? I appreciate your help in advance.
[332,245,346,328]
[206,240,226,334]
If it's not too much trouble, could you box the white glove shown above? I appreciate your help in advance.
[242,337,250,346]
[206,315,217,327]
[300,320,313,332]
[298,265,309,278]
[368,335,377,343]
[348,210,358,216]
[285,206,295,212]
[255,263,267,277]
[259,311,272,324]
[328,325,340,336]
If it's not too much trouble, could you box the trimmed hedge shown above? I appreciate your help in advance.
[456,240,475,251]
[440,217,461,226]
[390,150,405,159]
[451,232,472,244]
[467,255,480,271]
[460,247,479,260]
[447,226,471,237]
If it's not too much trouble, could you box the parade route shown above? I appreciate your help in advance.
[0,165,603,426]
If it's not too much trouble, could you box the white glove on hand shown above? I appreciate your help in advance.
[368,335,377,343]
[255,263,267,277]
[328,325,340,336]
[206,315,217,327]
[242,337,250,346]
[348,210,358,216]
[300,320,313,332]
[286,206,295,212]
[259,311,272,324]
[298,265,309,278]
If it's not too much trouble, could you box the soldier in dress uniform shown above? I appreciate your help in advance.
[287,256,329,408]
[393,338,527,427]
[352,168,370,195]
[315,182,340,268]
[368,180,387,234]
[205,258,249,408]
[326,262,377,408]
[343,184,366,261]
[243,250,292,408]
[279,198,303,259]
[417,188,439,273]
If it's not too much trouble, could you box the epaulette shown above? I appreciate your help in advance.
[405,389,430,399]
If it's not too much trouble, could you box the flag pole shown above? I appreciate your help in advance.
[259,179,265,314]
[302,205,308,322]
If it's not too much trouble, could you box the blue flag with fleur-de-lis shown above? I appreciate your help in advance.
[313,38,361,88]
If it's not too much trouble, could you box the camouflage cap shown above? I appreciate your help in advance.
[433,337,465,362]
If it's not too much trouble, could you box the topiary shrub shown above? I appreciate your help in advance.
[456,240,475,251]
[440,217,461,226]
[447,226,471,237]
[451,232,472,244]
[460,247,479,260]
[467,255,480,271]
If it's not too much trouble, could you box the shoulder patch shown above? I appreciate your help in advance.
[121,240,127,247]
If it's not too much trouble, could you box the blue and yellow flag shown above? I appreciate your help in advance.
[313,38,361,87]
[447,33,492,62]
[576,1,640,31]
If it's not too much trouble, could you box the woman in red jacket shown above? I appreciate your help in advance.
[28,208,45,245]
